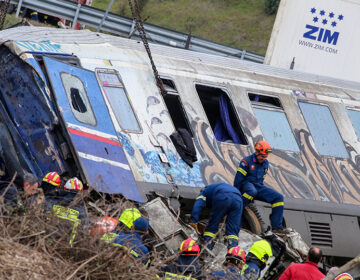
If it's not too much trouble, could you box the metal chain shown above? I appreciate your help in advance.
[0,0,11,30]
[128,0,167,96]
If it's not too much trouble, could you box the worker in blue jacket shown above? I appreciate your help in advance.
[190,183,243,249]
[234,141,285,233]
[113,217,150,266]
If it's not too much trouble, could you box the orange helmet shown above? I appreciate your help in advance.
[64,177,83,191]
[179,238,200,256]
[89,216,118,235]
[335,273,353,280]
[254,141,272,155]
[42,172,61,187]
[226,246,246,264]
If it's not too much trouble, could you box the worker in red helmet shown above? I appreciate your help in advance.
[158,238,203,279]
[41,172,86,247]
[209,246,246,279]
[234,141,285,233]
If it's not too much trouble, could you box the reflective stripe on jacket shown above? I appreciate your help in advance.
[234,154,269,189]
[52,204,80,247]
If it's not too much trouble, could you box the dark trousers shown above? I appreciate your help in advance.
[239,182,284,229]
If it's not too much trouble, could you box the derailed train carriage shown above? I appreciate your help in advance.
[0,26,359,264]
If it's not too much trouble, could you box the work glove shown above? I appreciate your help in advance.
[189,222,200,234]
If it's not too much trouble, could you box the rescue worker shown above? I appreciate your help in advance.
[278,247,325,280]
[118,207,155,253]
[208,246,246,279]
[94,216,120,245]
[118,207,142,231]
[41,173,84,247]
[90,216,118,238]
[242,235,285,280]
[22,172,44,210]
[0,172,40,214]
[158,238,203,279]
[113,217,150,266]
[234,141,285,233]
[190,183,243,249]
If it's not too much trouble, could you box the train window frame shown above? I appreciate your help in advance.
[195,83,248,145]
[298,100,348,158]
[160,77,193,136]
[248,92,283,109]
[346,108,360,140]
[249,92,300,153]
[60,72,97,126]
[95,68,142,133]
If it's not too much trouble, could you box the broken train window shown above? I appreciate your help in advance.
[195,84,247,144]
[299,101,348,158]
[249,93,299,152]
[60,73,97,126]
[161,77,193,136]
[96,69,141,133]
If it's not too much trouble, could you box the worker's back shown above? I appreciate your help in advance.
[278,261,325,280]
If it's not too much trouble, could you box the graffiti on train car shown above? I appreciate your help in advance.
[189,101,360,205]
[15,40,62,53]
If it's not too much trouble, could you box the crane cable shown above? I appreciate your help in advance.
[128,0,167,97]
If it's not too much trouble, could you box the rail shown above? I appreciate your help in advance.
[5,0,265,63]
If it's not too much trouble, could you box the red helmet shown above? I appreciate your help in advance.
[226,246,246,263]
[42,172,61,187]
[64,177,83,191]
[254,141,272,155]
[179,238,200,256]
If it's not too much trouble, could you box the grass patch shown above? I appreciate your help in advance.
[92,0,275,55]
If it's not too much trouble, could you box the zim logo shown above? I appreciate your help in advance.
[303,7,344,46]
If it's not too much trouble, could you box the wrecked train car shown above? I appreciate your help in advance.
[0,26,360,262]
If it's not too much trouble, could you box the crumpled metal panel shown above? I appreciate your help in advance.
[142,197,188,253]
[0,45,69,180]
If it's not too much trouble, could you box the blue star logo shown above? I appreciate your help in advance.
[320,10,326,16]
[322,19,328,25]
[331,21,337,27]
[338,14,344,20]
[310,7,316,14]
[313,16,319,23]
[329,12,334,18]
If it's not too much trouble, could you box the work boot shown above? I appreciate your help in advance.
[226,239,239,249]
[272,228,291,235]
[200,236,215,250]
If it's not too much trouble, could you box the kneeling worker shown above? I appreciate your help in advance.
[242,235,285,280]
[190,183,243,249]
[209,246,246,279]
[234,141,285,233]
[159,238,203,279]
[113,217,150,266]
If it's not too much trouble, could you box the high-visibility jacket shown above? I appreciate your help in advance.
[248,240,273,264]
[119,208,141,229]
[242,240,273,279]
[100,231,118,244]
[51,204,81,247]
